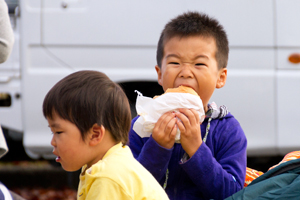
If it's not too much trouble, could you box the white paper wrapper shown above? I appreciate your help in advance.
[133,91,205,143]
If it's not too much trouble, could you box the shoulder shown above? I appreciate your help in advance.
[204,113,247,164]
[90,145,146,178]
[209,112,247,147]
[84,146,135,188]
[211,112,243,133]
[87,146,169,199]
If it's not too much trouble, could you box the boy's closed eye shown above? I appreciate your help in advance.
[50,131,63,135]
[49,127,63,135]
[195,63,207,68]
[169,62,180,65]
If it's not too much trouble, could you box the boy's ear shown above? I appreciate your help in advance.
[216,68,227,89]
[88,124,105,146]
[155,65,163,86]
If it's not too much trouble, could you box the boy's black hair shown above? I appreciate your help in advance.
[43,70,131,145]
[156,11,229,69]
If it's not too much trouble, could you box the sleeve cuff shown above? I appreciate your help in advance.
[141,135,174,159]
[180,143,213,177]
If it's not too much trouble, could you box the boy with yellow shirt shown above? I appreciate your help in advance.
[43,70,169,200]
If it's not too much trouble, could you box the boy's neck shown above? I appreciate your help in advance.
[98,133,118,160]
[86,130,118,169]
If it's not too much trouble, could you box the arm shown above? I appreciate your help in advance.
[0,0,14,63]
[128,116,174,183]
[180,117,247,200]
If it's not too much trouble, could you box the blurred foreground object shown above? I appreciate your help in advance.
[244,151,300,187]
[0,0,14,63]
[227,156,300,200]
[0,127,8,158]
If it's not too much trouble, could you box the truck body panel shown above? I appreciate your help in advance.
[1,0,300,158]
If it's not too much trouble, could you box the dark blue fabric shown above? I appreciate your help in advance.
[128,112,247,200]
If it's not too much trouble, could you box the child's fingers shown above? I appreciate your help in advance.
[155,112,175,131]
[152,112,177,149]
[164,116,177,134]
[176,109,191,128]
[169,123,178,140]
[189,109,200,125]
[176,117,185,133]
[178,108,199,126]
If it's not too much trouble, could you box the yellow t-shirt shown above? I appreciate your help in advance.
[77,143,169,200]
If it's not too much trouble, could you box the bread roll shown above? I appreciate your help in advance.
[154,86,198,99]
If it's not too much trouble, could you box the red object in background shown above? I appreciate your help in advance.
[288,53,300,64]
[12,187,77,200]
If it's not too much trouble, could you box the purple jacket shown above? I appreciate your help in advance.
[128,112,247,200]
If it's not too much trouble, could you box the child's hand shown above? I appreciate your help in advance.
[175,108,202,157]
[152,112,177,149]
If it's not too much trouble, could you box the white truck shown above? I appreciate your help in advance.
[1,0,300,159]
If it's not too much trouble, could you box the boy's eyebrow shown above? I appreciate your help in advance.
[194,55,209,59]
[165,54,180,59]
[48,123,61,128]
[165,54,209,59]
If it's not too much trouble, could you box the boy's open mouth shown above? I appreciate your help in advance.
[55,156,61,162]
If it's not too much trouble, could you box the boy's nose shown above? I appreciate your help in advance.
[50,135,56,147]
[179,65,194,78]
